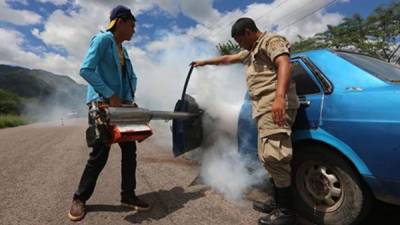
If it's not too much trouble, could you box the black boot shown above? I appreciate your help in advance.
[258,208,296,225]
[253,180,278,213]
[258,186,296,225]
[253,200,278,214]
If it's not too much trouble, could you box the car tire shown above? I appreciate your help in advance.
[292,144,371,225]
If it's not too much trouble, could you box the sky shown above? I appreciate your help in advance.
[0,0,394,84]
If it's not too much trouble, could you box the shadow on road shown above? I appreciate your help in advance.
[86,204,132,213]
[123,186,206,224]
[360,201,400,225]
[85,186,206,223]
[297,201,400,225]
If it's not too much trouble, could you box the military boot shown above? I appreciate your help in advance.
[258,186,297,225]
[253,178,278,213]
[253,184,278,213]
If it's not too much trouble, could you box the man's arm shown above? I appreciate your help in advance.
[272,54,292,126]
[80,35,114,98]
[80,35,122,106]
[191,53,242,67]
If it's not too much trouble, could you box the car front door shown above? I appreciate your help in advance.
[172,66,203,157]
[291,59,325,130]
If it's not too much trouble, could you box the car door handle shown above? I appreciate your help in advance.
[299,97,311,107]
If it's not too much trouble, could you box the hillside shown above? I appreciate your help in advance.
[0,64,86,121]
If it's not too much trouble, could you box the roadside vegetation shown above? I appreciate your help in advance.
[0,89,28,128]
[0,114,28,128]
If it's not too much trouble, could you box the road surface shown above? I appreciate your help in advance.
[0,119,399,225]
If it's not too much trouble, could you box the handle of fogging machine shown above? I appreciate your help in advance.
[181,65,194,100]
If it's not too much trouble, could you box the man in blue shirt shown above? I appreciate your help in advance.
[68,5,150,221]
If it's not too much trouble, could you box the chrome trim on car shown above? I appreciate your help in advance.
[292,56,333,94]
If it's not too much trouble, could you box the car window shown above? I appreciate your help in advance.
[336,52,400,82]
[292,61,321,95]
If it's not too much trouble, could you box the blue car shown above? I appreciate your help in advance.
[172,49,400,225]
[237,49,400,225]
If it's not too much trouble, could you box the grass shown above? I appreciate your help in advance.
[0,114,29,129]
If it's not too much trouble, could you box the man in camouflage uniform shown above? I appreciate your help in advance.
[191,17,299,225]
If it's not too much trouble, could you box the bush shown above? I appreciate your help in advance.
[0,89,22,115]
[0,114,28,128]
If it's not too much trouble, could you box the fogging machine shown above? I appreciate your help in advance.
[86,66,203,157]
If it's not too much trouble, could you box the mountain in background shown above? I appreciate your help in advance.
[0,64,87,121]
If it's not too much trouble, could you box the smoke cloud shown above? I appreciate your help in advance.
[130,33,268,201]
[200,136,267,201]
[22,99,86,127]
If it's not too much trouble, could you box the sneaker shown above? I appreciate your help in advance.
[68,199,86,221]
[121,196,151,211]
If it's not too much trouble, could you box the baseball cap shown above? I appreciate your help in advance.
[106,5,136,31]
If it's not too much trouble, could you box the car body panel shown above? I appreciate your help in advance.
[237,97,258,160]
[237,49,400,205]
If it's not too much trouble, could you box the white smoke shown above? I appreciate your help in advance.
[22,98,86,125]
[200,137,267,201]
[129,33,268,202]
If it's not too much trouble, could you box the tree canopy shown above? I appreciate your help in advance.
[217,1,400,64]
[292,1,400,63]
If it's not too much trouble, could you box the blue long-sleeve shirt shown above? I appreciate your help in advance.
[80,31,137,103]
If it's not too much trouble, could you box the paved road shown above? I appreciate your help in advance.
[0,119,399,225]
[0,119,265,225]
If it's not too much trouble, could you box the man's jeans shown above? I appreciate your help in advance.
[73,141,137,202]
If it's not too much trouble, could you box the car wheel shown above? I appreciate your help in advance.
[292,144,371,225]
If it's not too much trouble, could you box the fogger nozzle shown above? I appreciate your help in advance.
[107,106,198,124]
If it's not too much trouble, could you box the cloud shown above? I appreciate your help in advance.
[36,0,68,6]
[32,0,163,68]
[0,28,27,62]
[179,0,220,25]
[0,0,347,84]
[0,27,82,82]
[74,0,155,14]
[33,9,98,60]
[281,10,343,39]
[187,0,344,44]
[141,23,154,29]
[0,0,42,25]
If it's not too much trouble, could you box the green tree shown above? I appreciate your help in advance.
[291,1,400,64]
[0,89,22,115]
[291,34,329,53]
[216,40,241,55]
[364,2,400,63]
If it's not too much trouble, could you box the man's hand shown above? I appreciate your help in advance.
[190,60,207,67]
[109,95,122,107]
[271,96,286,127]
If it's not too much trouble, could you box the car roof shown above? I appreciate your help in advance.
[291,49,388,91]
[292,48,382,60]
[291,48,331,58]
